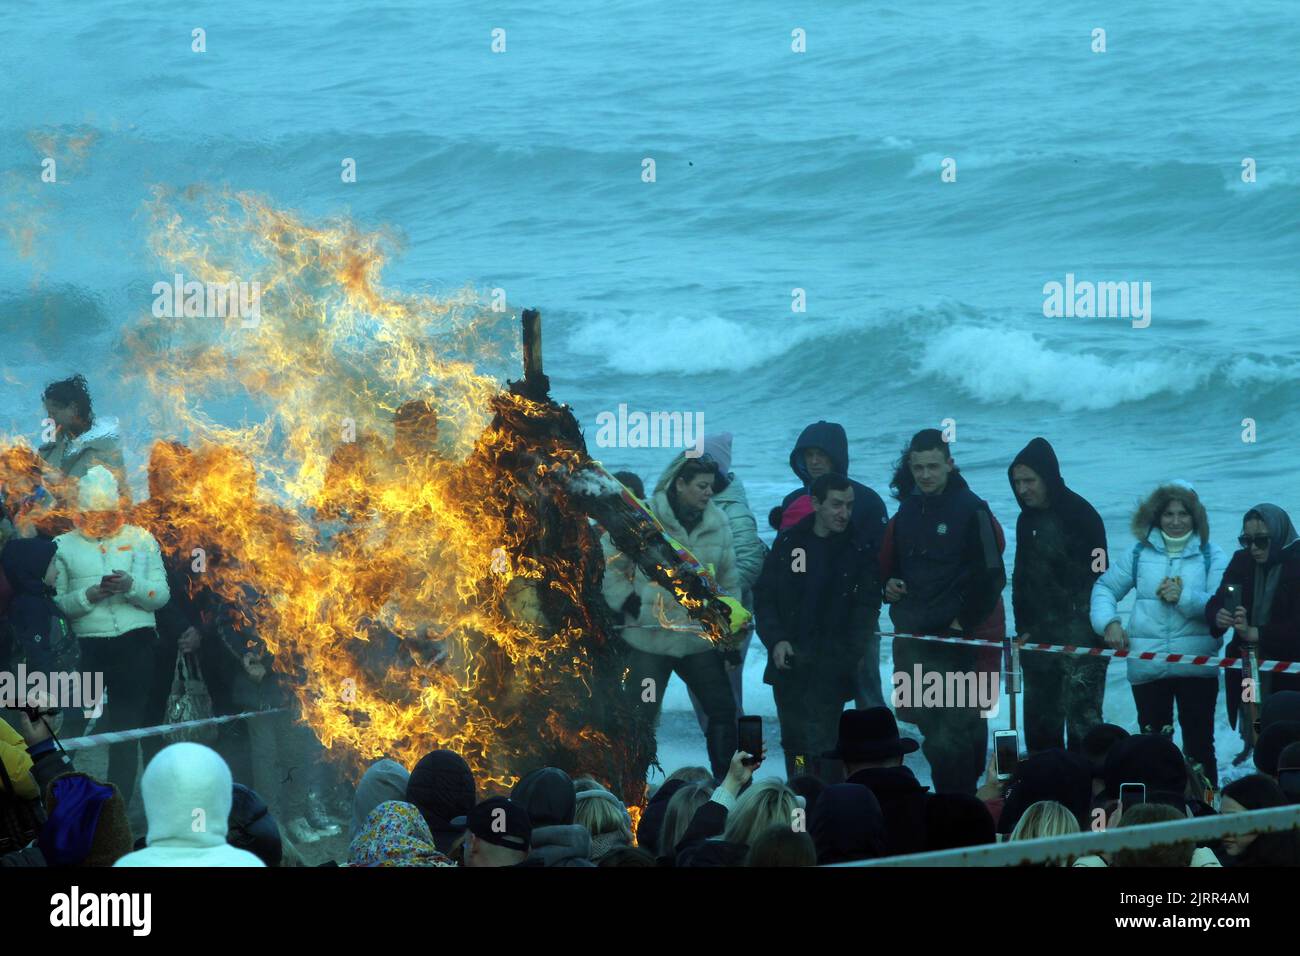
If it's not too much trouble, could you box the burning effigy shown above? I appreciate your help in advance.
[1,188,741,808]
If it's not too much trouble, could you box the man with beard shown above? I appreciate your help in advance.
[1008,437,1109,754]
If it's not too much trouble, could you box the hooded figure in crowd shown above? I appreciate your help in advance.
[511,767,595,867]
[114,743,265,866]
[1207,503,1300,758]
[774,421,890,711]
[0,536,79,674]
[52,465,170,810]
[351,758,411,842]
[227,783,283,867]
[772,421,889,550]
[808,783,888,864]
[1007,438,1109,753]
[405,750,476,854]
[347,800,456,867]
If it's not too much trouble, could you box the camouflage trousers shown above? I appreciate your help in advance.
[1021,648,1109,754]
[892,637,995,795]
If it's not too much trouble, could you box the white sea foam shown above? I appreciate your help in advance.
[914,325,1214,411]
[565,313,858,376]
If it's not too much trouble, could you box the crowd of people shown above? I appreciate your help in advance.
[2,374,1299,867]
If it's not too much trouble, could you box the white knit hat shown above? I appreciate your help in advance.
[77,465,120,511]
[701,432,733,474]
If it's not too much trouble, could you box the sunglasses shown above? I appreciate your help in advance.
[1238,535,1271,550]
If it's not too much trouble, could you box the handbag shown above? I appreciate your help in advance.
[163,650,219,744]
[0,753,43,856]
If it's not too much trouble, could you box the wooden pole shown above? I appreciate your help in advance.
[519,308,549,400]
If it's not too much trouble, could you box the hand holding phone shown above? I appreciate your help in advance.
[994,730,1018,781]
[738,716,763,767]
[100,570,133,594]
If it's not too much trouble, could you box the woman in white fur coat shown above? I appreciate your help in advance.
[602,455,739,779]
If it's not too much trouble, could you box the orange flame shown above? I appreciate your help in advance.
[102,187,647,799]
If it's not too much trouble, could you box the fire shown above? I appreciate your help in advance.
[0,187,739,808]
[100,187,656,798]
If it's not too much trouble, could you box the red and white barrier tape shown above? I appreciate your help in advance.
[881,630,1300,675]
[57,708,287,751]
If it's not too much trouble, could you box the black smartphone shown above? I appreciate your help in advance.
[994,730,1018,780]
[1224,584,1241,614]
[1119,782,1146,815]
[738,715,763,767]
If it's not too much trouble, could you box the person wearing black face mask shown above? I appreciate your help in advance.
[1208,504,1300,763]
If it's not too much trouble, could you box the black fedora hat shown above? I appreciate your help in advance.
[823,708,919,762]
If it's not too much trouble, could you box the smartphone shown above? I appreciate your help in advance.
[738,715,763,767]
[994,730,1018,780]
[1119,782,1146,815]
[100,573,121,588]
[1224,585,1241,614]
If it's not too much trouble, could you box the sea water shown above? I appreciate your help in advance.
[2,0,1297,786]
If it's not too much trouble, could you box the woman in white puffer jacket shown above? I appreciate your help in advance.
[1091,480,1228,786]
[53,465,169,807]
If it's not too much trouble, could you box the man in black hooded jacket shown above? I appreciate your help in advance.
[1008,437,1109,754]
[770,421,889,710]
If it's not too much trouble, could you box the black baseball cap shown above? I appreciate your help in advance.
[451,797,532,852]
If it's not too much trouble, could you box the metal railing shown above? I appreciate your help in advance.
[830,803,1300,867]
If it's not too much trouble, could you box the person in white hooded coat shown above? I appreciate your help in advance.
[114,743,265,866]
[53,465,170,808]
[1091,481,1228,786]
[601,455,740,780]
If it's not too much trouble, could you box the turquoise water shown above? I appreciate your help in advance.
[2,0,1297,781]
